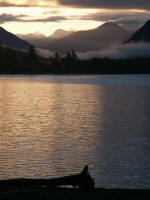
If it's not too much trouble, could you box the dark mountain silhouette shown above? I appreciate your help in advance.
[45,22,129,52]
[0,27,31,50]
[126,20,150,43]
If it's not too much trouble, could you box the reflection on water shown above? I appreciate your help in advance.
[0,75,150,189]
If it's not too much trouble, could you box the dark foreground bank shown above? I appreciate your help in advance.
[0,187,150,200]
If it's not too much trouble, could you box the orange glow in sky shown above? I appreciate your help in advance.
[0,0,149,36]
[0,7,102,35]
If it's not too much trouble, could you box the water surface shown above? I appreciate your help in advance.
[0,75,150,189]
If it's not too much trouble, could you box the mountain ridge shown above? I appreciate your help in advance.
[0,26,31,50]
[126,20,150,43]
[49,29,73,39]
[17,29,73,48]
[45,22,129,52]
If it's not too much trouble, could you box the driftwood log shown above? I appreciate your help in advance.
[0,166,95,190]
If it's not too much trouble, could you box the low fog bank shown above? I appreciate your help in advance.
[78,42,150,60]
[36,48,54,58]
[37,42,150,60]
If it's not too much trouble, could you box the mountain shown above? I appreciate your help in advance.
[45,22,129,52]
[0,27,31,50]
[49,29,73,39]
[18,33,46,41]
[126,20,150,43]
[17,33,49,48]
[18,30,73,48]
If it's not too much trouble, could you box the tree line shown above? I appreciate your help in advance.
[0,45,150,74]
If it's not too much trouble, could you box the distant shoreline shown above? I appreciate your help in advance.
[0,73,150,75]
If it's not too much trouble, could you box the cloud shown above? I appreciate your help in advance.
[0,13,67,24]
[0,1,29,7]
[27,16,67,22]
[43,9,61,15]
[2,0,149,10]
[0,0,56,7]
[81,11,150,22]
[0,13,28,23]
[57,0,150,10]
[80,10,150,31]
[78,43,150,59]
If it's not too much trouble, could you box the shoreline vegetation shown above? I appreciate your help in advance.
[0,46,150,74]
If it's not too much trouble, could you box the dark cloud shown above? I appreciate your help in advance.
[1,0,150,10]
[57,0,150,10]
[0,13,67,23]
[1,0,149,10]
[0,14,28,23]
[0,1,29,7]
[78,43,150,59]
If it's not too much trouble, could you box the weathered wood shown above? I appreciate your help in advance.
[0,166,95,190]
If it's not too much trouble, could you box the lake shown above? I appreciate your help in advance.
[0,75,150,189]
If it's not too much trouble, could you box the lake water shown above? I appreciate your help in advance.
[0,75,150,189]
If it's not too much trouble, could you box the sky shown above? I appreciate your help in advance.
[0,0,150,36]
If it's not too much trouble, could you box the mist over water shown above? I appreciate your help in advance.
[78,42,150,59]
[0,75,150,189]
